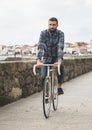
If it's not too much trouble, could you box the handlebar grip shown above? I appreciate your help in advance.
[58,64,61,75]
[33,64,37,75]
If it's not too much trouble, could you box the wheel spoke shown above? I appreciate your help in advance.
[43,79,51,118]
[53,75,58,110]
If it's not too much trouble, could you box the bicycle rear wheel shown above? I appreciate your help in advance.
[52,74,58,110]
[43,78,51,118]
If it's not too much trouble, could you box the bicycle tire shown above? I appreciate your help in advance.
[43,78,51,118]
[52,74,58,110]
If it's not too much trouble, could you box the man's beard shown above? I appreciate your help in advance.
[49,28,56,32]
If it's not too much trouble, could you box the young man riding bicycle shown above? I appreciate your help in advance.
[36,17,64,95]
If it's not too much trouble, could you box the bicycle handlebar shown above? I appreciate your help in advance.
[33,64,61,75]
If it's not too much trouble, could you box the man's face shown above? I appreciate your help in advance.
[48,20,58,32]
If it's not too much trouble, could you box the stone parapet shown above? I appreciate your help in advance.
[0,58,92,106]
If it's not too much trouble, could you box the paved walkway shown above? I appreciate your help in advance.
[0,71,92,130]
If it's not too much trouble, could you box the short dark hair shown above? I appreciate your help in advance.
[49,17,58,24]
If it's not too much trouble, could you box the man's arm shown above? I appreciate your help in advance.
[54,31,64,67]
[36,31,45,66]
[58,31,64,60]
[36,31,45,60]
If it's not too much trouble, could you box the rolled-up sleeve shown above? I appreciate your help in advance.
[58,31,64,59]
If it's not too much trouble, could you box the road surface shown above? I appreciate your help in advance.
[0,71,92,130]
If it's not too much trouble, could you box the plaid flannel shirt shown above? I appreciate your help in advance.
[37,29,64,61]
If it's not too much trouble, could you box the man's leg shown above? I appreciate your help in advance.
[57,60,64,84]
[57,60,64,94]
[40,59,48,86]
[41,64,49,103]
[53,57,64,95]
[41,66,47,86]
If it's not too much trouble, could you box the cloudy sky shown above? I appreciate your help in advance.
[0,0,92,45]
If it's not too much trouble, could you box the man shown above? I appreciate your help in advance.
[36,17,64,95]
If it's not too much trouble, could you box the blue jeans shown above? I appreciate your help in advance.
[41,58,64,86]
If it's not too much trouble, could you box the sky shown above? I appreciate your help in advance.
[0,0,92,45]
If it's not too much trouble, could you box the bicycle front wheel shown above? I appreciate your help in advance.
[43,78,51,118]
[52,74,58,111]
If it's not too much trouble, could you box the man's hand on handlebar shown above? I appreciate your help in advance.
[37,59,44,68]
[54,58,62,67]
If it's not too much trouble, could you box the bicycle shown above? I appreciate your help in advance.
[33,64,61,118]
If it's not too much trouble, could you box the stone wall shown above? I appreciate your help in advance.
[0,58,92,106]
[63,58,92,82]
